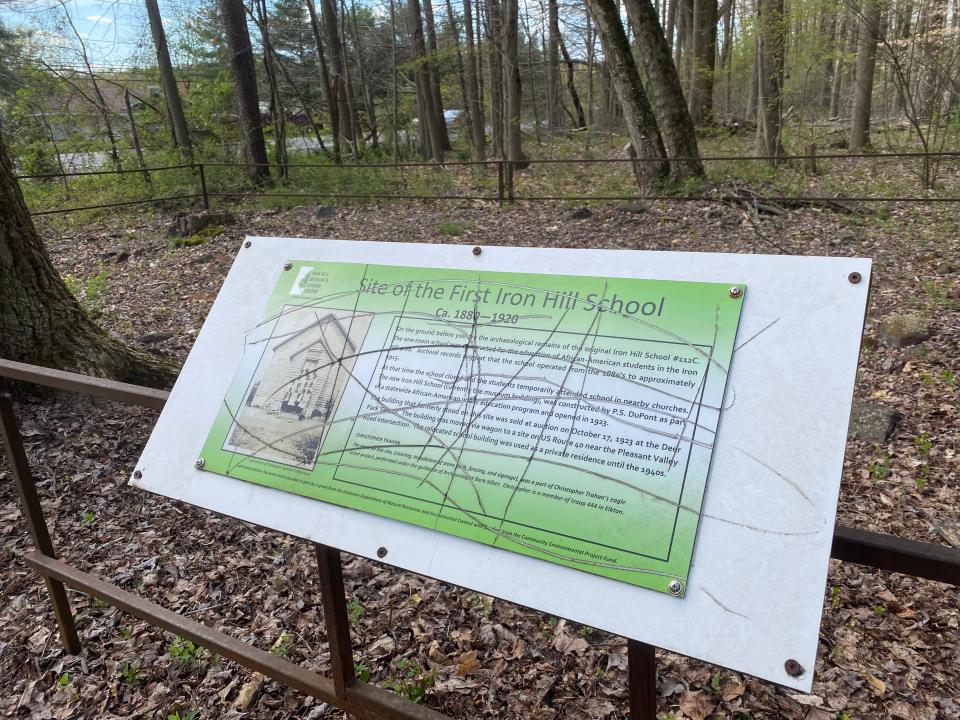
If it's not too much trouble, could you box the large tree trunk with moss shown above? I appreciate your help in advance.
[0,133,175,387]
[585,0,668,185]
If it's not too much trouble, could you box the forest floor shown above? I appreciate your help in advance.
[1,192,958,720]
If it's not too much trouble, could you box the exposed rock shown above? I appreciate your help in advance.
[878,314,931,348]
[617,204,647,214]
[139,332,174,345]
[101,245,130,262]
[848,401,902,443]
[564,207,592,220]
[169,210,235,237]
[47,243,71,254]
[704,206,723,219]
[829,231,857,247]
[314,206,336,219]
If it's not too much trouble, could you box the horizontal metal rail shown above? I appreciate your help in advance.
[23,552,445,720]
[510,194,960,203]
[2,360,958,585]
[0,359,168,409]
[832,526,960,585]
[20,151,960,218]
[208,190,500,202]
[16,163,198,180]
[30,193,202,216]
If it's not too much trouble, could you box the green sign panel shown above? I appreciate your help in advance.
[200,261,744,595]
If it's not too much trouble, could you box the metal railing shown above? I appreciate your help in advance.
[15,149,960,217]
[1,357,958,719]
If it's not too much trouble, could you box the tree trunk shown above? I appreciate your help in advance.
[586,11,596,129]
[350,0,380,149]
[559,36,587,127]
[849,0,882,150]
[503,0,523,162]
[409,0,446,160]
[339,0,361,154]
[0,132,174,386]
[390,0,400,160]
[688,0,717,124]
[306,0,341,163]
[487,0,505,156]
[144,0,191,157]
[829,13,847,117]
[123,90,151,186]
[320,0,356,154]
[462,0,487,159]
[423,0,452,150]
[219,0,270,183]
[585,0,668,184]
[754,0,786,162]
[546,0,563,130]
[445,0,475,150]
[254,0,289,179]
[622,0,704,178]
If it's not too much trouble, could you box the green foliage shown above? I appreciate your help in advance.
[437,220,469,236]
[84,270,110,301]
[167,711,197,720]
[57,672,70,687]
[121,660,144,688]
[170,225,224,248]
[709,671,722,693]
[346,598,364,625]
[81,510,95,528]
[831,586,842,608]
[873,603,887,616]
[868,452,893,481]
[167,636,206,668]
[386,659,436,704]
[270,633,293,658]
[354,662,371,682]
[915,432,932,454]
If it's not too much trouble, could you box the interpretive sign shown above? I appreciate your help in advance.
[133,238,871,691]
[198,262,744,595]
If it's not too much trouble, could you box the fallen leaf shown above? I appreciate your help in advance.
[678,690,717,720]
[721,682,745,702]
[457,650,480,676]
[864,673,886,696]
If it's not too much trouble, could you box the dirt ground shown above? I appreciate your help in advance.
[1,197,958,719]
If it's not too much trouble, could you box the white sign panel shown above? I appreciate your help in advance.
[132,238,871,691]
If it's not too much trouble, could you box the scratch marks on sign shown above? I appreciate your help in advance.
[214,268,754,583]
[700,587,752,621]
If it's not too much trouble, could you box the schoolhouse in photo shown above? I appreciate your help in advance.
[247,313,358,422]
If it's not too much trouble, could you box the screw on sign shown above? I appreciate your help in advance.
[784,659,805,677]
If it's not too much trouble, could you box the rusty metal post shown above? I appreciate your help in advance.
[506,161,515,203]
[315,544,355,698]
[197,163,210,209]
[627,639,657,720]
[0,383,81,654]
[497,161,505,208]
